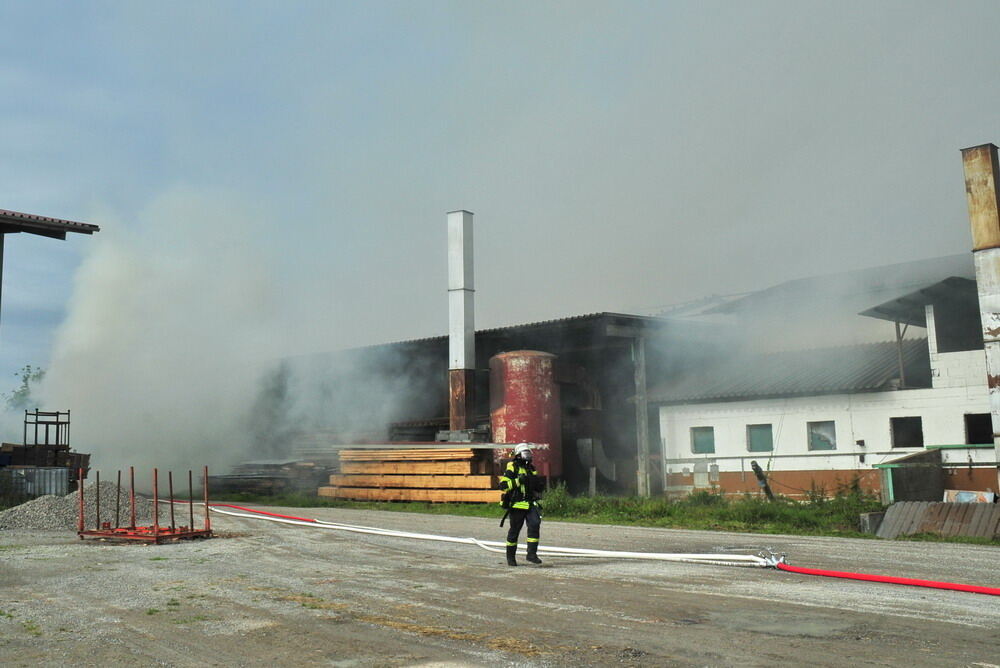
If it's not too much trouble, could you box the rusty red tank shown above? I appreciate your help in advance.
[489,350,561,477]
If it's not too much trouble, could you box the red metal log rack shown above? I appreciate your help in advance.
[77,466,213,543]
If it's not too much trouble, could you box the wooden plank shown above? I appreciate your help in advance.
[967,504,990,538]
[878,501,910,538]
[876,502,903,539]
[902,502,930,536]
[940,503,963,537]
[952,502,975,537]
[982,505,1000,539]
[329,474,496,489]
[340,461,476,475]
[318,486,502,503]
[339,448,478,461]
[915,503,948,534]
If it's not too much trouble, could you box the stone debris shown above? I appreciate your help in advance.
[0,480,156,531]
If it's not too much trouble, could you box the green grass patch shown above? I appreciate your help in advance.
[214,485,891,538]
[145,608,160,615]
[20,621,41,637]
[213,486,1000,545]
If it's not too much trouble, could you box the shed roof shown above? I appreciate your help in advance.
[858,277,978,327]
[0,208,100,240]
[706,254,974,318]
[648,338,931,405]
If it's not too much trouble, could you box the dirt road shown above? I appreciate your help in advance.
[2,505,998,666]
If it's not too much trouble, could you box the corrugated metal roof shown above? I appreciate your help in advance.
[0,208,100,239]
[648,338,931,404]
[706,255,974,316]
[291,312,670,357]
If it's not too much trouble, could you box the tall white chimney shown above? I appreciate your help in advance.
[447,210,475,429]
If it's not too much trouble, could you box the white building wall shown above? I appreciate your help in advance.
[659,304,994,480]
[659,382,992,475]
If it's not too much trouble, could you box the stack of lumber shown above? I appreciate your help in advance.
[318,448,501,503]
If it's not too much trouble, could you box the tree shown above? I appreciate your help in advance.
[3,365,45,412]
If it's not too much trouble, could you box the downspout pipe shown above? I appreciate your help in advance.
[960,143,1000,491]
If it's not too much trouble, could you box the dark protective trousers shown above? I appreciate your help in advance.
[505,507,541,546]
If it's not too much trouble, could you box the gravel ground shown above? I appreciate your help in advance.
[0,482,154,530]
[2,504,998,666]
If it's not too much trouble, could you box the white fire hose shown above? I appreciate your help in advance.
[205,504,775,568]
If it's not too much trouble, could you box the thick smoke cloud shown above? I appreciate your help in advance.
[38,187,286,473]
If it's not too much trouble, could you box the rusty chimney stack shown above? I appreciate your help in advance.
[960,143,1000,490]
[447,210,476,430]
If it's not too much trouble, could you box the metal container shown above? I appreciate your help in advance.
[0,466,70,502]
[489,350,561,477]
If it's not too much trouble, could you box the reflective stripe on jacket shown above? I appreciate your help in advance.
[499,460,539,509]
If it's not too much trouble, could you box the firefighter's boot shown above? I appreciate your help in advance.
[526,542,542,565]
[506,545,518,567]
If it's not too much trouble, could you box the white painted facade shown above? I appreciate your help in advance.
[658,305,995,481]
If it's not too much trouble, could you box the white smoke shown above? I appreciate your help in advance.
[39,187,286,474]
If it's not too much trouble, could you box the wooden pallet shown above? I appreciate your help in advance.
[318,486,502,503]
[320,447,499,503]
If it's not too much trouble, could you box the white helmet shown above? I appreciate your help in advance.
[514,443,532,459]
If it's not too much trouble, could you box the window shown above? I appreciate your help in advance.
[890,416,923,448]
[746,424,773,452]
[691,427,715,454]
[964,413,992,445]
[807,421,836,451]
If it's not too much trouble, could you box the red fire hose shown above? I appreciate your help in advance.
[208,503,317,523]
[776,562,1000,596]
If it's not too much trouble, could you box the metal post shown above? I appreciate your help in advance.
[95,470,100,530]
[203,466,211,532]
[589,438,597,496]
[77,467,85,534]
[115,470,121,528]
[894,321,908,388]
[633,336,650,497]
[188,470,194,529]
[152,468,159,539]
[129,466,136,529]
[168,471,175,531]
[961,143,1000,491]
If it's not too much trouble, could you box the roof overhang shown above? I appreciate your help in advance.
[0,208,100,240]
[858,277,978,327]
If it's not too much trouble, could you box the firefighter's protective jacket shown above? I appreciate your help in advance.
[499,460,541,510]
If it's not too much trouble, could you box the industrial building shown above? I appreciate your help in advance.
[259,249,995,500]
[260,145,1000,502]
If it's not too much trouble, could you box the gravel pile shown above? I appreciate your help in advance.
[0,481,156,531]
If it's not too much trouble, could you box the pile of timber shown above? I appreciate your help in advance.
[318,448,501,503]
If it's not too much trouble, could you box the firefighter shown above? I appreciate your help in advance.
[499,443,543,566]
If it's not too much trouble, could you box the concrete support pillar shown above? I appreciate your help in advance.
[633,336,650,497]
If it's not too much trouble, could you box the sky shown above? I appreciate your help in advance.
[1,1,999,465]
